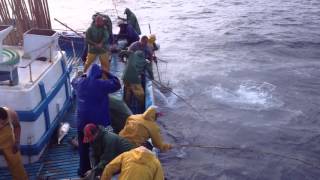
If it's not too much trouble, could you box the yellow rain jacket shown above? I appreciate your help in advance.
[101,146,164,180]
[119,107,172,152]
[0,108,28,180]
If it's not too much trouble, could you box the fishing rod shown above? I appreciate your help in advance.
[112,0,119,17]
[54,18,84,37]
[54,18,108,51]
[157,58,168,63]
[148,23,162,84]
[175,144,320,170]
[150,78,205,120]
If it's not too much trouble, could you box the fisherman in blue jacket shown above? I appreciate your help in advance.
[71,64,121,177]
[117,20,140,46]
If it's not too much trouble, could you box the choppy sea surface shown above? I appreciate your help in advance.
[49,0,320,179]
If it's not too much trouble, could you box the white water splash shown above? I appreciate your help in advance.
[176,147,187,159]
[154,88,179,108]
[210,81,283,110]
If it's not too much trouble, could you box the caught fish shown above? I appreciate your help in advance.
[57,122,70,144]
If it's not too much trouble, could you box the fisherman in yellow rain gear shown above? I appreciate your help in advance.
[0,107,28,180]
[119,106,172,152]
[147,34,159,53]
[101,146,164,180]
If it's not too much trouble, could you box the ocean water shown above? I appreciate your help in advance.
[49,0,320,179]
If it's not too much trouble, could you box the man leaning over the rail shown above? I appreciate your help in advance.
[121,50,154,106]
[0,107,28,180]
[71,64,121,177]
[101,146,165,180]
[128,36,155,61]
[84,15,110,78]
[82,123,134,178]
[119,106,172,152]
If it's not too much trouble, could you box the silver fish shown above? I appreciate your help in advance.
[57,122,70,144]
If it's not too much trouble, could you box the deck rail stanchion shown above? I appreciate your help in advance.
[28,64,33,82]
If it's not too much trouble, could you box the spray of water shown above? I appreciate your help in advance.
[210,81,283,110]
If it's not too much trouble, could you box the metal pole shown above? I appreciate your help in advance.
[29,64,33,82]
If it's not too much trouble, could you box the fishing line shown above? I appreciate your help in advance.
[176,144,320,170]
[54,18,84,37]
[150,78,206,120]
[148,23,163,84]
[112,0,119,17]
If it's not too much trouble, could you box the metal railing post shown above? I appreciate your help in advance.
[29,64,33,82]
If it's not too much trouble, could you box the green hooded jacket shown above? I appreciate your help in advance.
[124,8,141,35]
[109,95,132,134]
[122,51,154,84]
[86,24,109,54]
[91,126,134,174]
[104,15,113,36]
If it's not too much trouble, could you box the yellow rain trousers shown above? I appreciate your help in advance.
[83,52,110,78]
[123,81,145,104]
[119,107,172,152]
[101,146,164,180]
[0,124,28,180]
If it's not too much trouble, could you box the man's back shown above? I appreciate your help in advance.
[101,146,164,180]
[91,126,134,174]
[71,64,121,129]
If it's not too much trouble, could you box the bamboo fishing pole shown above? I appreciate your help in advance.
[54,18,84,37]
[112,0,119,17]
[148,23,163,84]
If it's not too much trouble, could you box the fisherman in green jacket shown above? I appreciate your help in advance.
[120,50,154,105]
[82,123,134,177]
[118,8,141,35]
[109,95,133,134]
[84,15,110,77]
[92,13,113,43]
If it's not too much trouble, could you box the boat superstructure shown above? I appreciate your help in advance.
[0,26,75,166]
[0,30,155,179]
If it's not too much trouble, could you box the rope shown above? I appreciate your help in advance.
[149,78,206,120]
[176,144,320,170]
[112,0,119,17]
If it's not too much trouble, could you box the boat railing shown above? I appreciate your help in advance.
[18,40,57,83]
[58,35,83,73]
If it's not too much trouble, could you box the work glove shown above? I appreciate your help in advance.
[161,143,173,152]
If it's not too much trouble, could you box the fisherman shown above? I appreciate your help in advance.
[128,36,155,61]
[71,64,121,177]
[117,20,140,46]
[84,15,110,77]
[148,34,160,53]
[82,123,134,177]
[0,107,28,180]
[119,106,172,152]
[118,8,141,35]
[101,146,165,180]
[120,50,154,106]
[109,95,133,134]
[92,13,113,44]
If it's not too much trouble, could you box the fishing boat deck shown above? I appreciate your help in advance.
[0,36,86,180]
[0,102,81,180]
[0,35,150,179]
